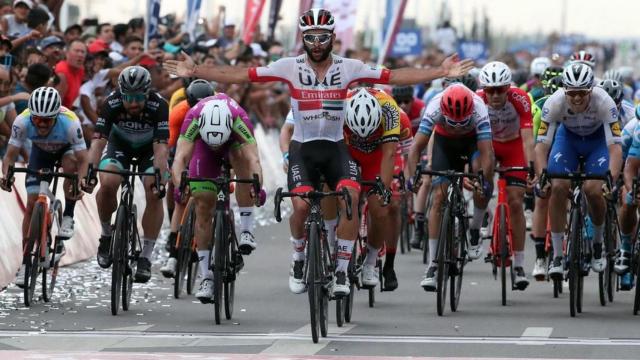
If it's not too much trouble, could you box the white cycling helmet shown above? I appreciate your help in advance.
[603,69,622,82]
[479,61,512,87]
[29,87,61,117]
[345,88,382,138]
[198,99,234,148]
[298,8,335,33]
[562,63,594,89]
[530,57,551,77]
[569,50,596,68]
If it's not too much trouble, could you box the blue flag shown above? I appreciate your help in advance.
[145,0,161,49]
[186,0,203,42]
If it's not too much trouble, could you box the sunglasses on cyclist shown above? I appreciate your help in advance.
[302,33,332,45]
[565,89,591,98]
[32,115,56,126]
[444,116,472,128]
[122,92,147,103]
[484,85,510,95]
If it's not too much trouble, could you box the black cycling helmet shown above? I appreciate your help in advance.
[444,73,478,92]
[391,85,414,100]
[540,65,563,84]
[186,79,215,107]
[118,65,151,94]
[544,76,563,95]
[182,76,197,89]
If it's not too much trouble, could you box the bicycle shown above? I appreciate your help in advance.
[416,164,483,316]
[484,165,532,306]
[599,177,621,306]
[173,197,198,299]
[180,166,260,325]
[540,168,611,317]
[86,162,164,316]
[275,185,352,343]
[5,165,78,307]
[396,172,412,255]
[627,177,640,315]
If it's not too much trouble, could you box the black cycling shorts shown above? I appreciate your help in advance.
[26,145,72,194]
[99,139,155,173]
[430,133,478,184]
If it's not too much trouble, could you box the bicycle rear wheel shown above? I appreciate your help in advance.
[224,225,237,320]
[568,207,582,317]
[175,201,195,299]
[213,211,226,325]
[307,221,321,343]
[450,215,466,312]
[634,249,640,315]
[436,206,451,316]
[110,204,127,316]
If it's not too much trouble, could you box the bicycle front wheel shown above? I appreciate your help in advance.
[110,204,128,316]
[450,215,466,312]
[568,207,582,317]
[307,221,321,343]
[436,206,452,316]
[24,202,45,307]
[224,224,237,320]
[122,205,137,312]
[498,206,508,306]
[43,201,62,303]
[634,249,640,315]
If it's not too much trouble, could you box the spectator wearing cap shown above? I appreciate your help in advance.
[10,5,49,49]
[1,0,31,37]
[13,62,49,113]
[63,24,82,43]
[54,39,86,108]
[39,35,64,68]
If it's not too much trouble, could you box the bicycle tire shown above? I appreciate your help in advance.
[498,206,508,306]
[213,211,225,325]
[110,204,127,316]
[175,201,195,299]
[450,216,465,312]
[606,209,616,303]
[568,206,582,317]
[122,204,137,312]
[436,206,451,316]
[24,203,44,307]
[43,201,62,303]
[224,222,237,320]
[307,221,320,343]
[187,251,198,295]
[422,230,429,265]
[400,197,408,254]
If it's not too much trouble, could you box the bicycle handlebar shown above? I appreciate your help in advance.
[179,170,262,207]
[6,165,79,196]
[274,187,353,223]
[361,176,390,206]
[87,163,166,198]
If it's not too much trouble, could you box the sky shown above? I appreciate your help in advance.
[65,0,640,40]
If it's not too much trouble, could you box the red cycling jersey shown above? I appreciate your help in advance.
[476,87,532,142]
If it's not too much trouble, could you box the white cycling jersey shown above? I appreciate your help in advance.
[249,54,390,143]
[619,99,635,127]
[538,87,621,146]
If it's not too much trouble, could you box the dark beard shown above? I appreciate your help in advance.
[303,41,333,63]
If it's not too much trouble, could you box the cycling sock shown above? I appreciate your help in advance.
[63,199,76,217]
[384,249,396,270]
[290,237,305,261]
[592,223,604,244]
[335,238,354,273]
[101,221,112,237]
[551,232,564,258]
[533,236,546,259]
[324,218,338,250]
[514,251,525,268]
[140,237,155,259]
[366,243,378,266]
[197,250,211,279]
[621,233,632,252]
[471,206,487,230]
[428,238,438,265]
[239,207,253,233]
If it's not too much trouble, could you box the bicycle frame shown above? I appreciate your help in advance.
[490,178,513,267]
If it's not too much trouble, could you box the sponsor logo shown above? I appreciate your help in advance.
[542,107,550,119]
[298,72,342,87]
[538,121,549,136]
[610,121,622,137]
[610,107,618,120]
[302,112,341,122]
[510,92,531,113]
[297,89,344,100]
[381,103,400,131]
[12,125,20,138]
[291,164,302,183]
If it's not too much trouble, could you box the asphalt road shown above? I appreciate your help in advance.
[1,210,640,360]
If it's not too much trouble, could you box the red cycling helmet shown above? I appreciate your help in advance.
[440,84,474,122]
